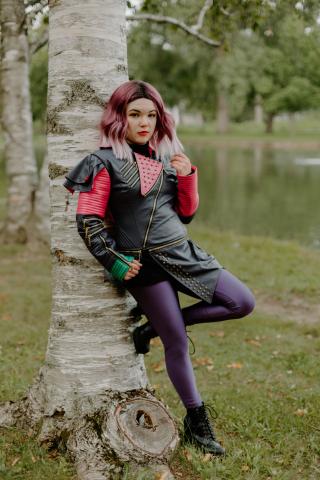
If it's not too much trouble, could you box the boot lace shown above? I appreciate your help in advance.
[196,403,218,440]
[186,329,195,355]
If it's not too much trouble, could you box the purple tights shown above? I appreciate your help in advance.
[127,269,255,408]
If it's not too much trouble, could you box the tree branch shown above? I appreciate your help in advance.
[220,6,234,17]
[126,13,220,47]
[29,28,48,55]
[191,0,213,32]
[27,3,220,57]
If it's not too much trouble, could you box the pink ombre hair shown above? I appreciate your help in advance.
[99,80,183,162]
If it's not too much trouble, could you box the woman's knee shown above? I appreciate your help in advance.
[237,290,256,318]
[164,331,188,357]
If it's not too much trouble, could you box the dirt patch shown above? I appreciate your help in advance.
[256,292,320,324]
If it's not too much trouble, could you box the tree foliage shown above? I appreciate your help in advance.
[128,0,320,122]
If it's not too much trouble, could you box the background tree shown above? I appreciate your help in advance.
[128,0,320,132]
[0,0,38,243]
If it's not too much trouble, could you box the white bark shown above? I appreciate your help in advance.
[254,93,263,124]
[46,0,147,408]
[0,0,179,477]
[0,0,38,243]
[34,152,50,244]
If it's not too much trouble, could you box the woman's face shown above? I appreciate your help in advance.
[126,98,157,145]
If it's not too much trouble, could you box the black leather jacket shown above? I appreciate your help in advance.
[64,147,222,303]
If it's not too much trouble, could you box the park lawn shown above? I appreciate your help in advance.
[0,229,319,480]
[178,111,320,144]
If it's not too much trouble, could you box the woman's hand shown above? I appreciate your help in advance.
[124,259,142,280]
[170,153,192,176]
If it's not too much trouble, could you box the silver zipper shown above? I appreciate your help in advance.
[82,169,164,265]
[99,235,133,267]
[82,218,106,247]
[147,236,185,252]
[82,217,132,267]
[142,171,163,249]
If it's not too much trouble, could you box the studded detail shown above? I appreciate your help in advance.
[153,251,212,303]
[135,153,163,196]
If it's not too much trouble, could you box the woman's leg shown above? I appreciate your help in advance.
[181,269,255,326]
[127,281,203,408]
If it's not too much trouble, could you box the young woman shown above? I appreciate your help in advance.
[64,80,255,456]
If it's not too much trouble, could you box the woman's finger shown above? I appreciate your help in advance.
[132,259,143,267]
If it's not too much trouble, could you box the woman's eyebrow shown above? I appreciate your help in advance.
[128,108,157,113]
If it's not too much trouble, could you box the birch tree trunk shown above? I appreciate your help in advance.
[0,1,178,478]
[34,152,50,244]
[0,0,38,243]
[254,93,263,124]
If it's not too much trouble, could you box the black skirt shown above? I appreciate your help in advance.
[124,250,217,300]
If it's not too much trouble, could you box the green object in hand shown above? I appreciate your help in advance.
[110,255,135,281]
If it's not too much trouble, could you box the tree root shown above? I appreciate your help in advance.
[1,387,179,479]
[0,374,44,431]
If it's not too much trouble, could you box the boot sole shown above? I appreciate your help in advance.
[183,429,226,456]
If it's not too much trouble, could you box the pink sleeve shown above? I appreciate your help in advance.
[77,168,111,218]
[175,165,199,217]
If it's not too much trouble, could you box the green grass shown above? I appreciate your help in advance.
[177,111,320,144]
[0,230,319,479]
[189,224,320,305]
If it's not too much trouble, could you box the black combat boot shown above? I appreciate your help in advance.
[132,321,157,354]
[183,402,226,456]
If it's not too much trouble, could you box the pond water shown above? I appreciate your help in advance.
[185,143,320,249]
[1,142,319,249]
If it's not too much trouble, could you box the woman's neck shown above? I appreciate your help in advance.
[128,141,152,158]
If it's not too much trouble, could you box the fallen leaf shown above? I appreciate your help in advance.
[48,450,59,459]
[155,471,170,480]
[31,454,37,463]
[151,384,161,389]
[294,408,308,416]
[209,330,225,338]
[183,448,193,461]
[11,457,20,466]
[227,362,243,369]
[150,338,162,347]
[206,365,214,371]
[152,361,165,373]
[193,357,213,367]
[241,465,250,471]
[203,453,213,462]
[245,339,261,347]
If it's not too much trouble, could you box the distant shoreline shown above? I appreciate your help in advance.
[180,135,320,151]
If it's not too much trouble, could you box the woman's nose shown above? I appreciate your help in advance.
[139,116,149,126]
